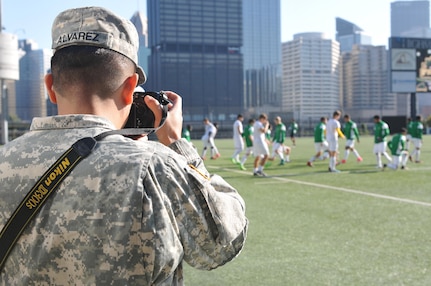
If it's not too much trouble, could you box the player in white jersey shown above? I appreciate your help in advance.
[252,113,270,177]
[326,110,345,172]
[231,114,244,164]
[201,118,220,160]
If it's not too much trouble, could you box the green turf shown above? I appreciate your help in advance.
[184,135,431,285]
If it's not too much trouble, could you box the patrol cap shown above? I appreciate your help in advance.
[51,6,146,85]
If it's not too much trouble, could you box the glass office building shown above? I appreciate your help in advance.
[391,0,430,37]
[147,0,243,121]
[242,0,281,110]
[336,17,371,53]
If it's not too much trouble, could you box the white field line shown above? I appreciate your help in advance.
[211,166,431,208]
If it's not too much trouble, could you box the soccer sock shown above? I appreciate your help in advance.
[376,154,382,167]
[285,155,290,161]
[415,150,421,161]
[329,157,336,170]
[257,165,263,172]
[401,153,409,166]
[383,152,392,162]
[353,150,360,158]
[310,156,316,162]
[344,150,350,160]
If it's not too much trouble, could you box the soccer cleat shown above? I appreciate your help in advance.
[415,160,421,164]
[258,171,268,177]
[341,159,346,164]
[231,158,237,164]
[357,157,363,162]
[401,166,408,170]
[239,164,246,171]
[307,161,313,167]
[253,171,260,176]
[211,153,221,160]
[278,160,285,166]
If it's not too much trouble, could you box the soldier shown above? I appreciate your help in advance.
[0,7,248,285]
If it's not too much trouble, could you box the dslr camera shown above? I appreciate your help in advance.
[124,86,171,129]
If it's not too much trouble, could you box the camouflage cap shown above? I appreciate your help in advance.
[51,6,146,84]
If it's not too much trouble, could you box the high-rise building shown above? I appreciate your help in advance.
[391,0,431,37]
[147,0,243,122]
[282,33,341,123]
[130,11,150,76]
[15,40,52,121]
[336,17,371,52]
[342,45,397,119]
[242,0,282,112]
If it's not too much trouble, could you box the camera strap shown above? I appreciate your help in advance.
[0,136,100,271]
[0,118,172,271]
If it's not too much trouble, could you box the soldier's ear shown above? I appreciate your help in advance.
[45,73,57,104]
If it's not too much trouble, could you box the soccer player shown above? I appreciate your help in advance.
[341,114,363,164]
[231,114,244,164]
[201,118,220,160]
[384,128,409,170]
[307,117,329,167]
[239,119,255,170]
[252,114,270,176]
[409,115,424,163]
[326,111,345,172]
[181,124,192,142]
[406,117,413,150]
[373,115,392,168]
[288,119,299,146]
[268,116,290,165]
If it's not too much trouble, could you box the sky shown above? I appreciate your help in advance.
[2,0,397,50]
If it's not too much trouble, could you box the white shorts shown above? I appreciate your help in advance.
[272,142,283,155]
[244,146,253,155]
[412,138,422,149]
[234,137,244,150]
[373,142,387,154]
[345,139,355,148]
[327,140,338,152]
[253,141,270,157]
[314,141,328,153]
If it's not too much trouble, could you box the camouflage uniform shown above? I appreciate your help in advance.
[0,115,248,285]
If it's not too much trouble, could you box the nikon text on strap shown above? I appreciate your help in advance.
[0,136,97,271]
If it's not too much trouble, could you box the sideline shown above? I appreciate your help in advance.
[210,166,431,208]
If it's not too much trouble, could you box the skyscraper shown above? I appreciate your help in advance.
[391,0,431,37]
[130,11,150,76]
[242,0,281,111]
[336,17,371,52]
[342,45,396,119]
[282,33,341,123]
[15,40,52,121]
[147,0,243,121]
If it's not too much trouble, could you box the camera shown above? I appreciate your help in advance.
[124,87,172,129]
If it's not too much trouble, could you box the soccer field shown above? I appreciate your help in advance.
[184,135,431,285]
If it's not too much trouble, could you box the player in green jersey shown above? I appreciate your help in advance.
[239,119,255,170]
[384,128,409,170]
[409,115,424,163]
[268,116,291,165]
[307,117,329,167]
[341,114,363,164]
[373,115,392,168]
[182,124,192,142]
[288,119,299,146]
